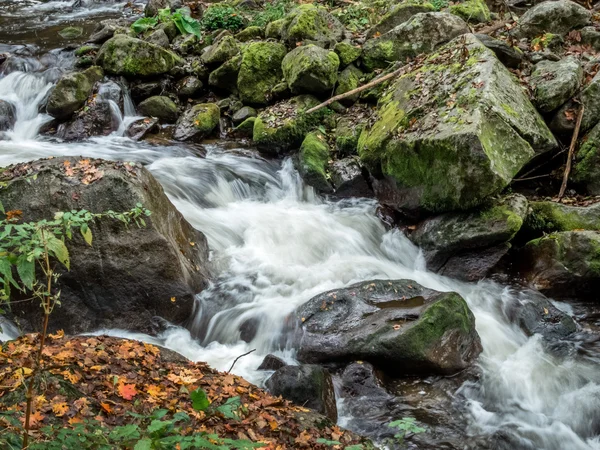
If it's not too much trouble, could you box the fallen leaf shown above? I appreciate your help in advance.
[118,383,137,400]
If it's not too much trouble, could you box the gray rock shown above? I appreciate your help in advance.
[257,354,287,371]
[173,103,220,142]
[201,35,239,66]
[232,106,257,124]
[97,80,122,105]
[145,0,182,17]
[138,96,179,123]
[580,26,600,51]
[530,57,582,113]
[265,365,337,421]
[513,0,591,38]
[57,97,116,141]
[126,117,159,141]
[474,33,523,68]
[46,66,104,120]
[177,76,203,98]
[551,71,600,134]
[282,44,340,95]
[367,2,435,39]
[130,81,163,102]
[88,19,131,44]
[281,4,344,47]
[146,29,170,48]
[0,100,16,132]
[329,157,373,198]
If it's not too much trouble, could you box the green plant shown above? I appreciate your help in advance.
[201,5,245,32]
[431,0,449,10]
[247,0,291,27]
[131,8,202,37]
[388,417,426,444]
[333,4,372,32]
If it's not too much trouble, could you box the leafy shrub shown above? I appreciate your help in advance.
[248,0,292,27]
[201,5,245,32]
[431,0,449,11]
[131,8,202,37]
[388,417,426,443]
[332,4,372,32]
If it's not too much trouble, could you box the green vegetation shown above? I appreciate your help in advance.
[388,417,426,443]
[202,5,245,32]
[248,0,292,27]
[333,3,372,32]
[132,8,202,37]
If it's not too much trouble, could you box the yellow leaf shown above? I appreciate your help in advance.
[52,402,69,417]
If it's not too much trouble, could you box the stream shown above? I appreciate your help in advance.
[1,1,600,449]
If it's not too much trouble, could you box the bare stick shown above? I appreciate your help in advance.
[305,65,407,115]
[227,349,256,374]
[558,105,585,199]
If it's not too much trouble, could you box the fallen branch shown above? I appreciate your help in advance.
[227,349,256,373]
[558,104,585,199]
[477,20,510,36]
[305,64,407,115]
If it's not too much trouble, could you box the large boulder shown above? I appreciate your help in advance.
[361,12,469,71]
[173,103,220,142]
[201,35,240,66]
[526,200,600,233]
[237,42,287,105]
[335,64,363,106]
[138,96,179,123]
[46,66,103,120]
[367,1,435,38]
[265,365,337,422]
[0,157,210,334]
[513,0,591,39]
[518,231,600,299]
[410,194,528,280]
[334,41,362,67]
[296,279,482,375]
[57,96,116,141]
[280,4,344,47]
[573,122,600,194]
[208,55,242,94]
[282,45,340,95]
[95,35,182,78]
[297,131,333,193]
[530,57,582,113]
[0,100,16,132]
[358,34,557,214]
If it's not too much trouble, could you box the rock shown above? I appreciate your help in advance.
[280,4,344,47]
[57,97,116,141]
[449,0,491,24]
[208,55,241,93]
[519,231,600,299]
[201,35,239,66]
[130,81,164,102]
[235,26,263,42]
[329,157,372,198]
[0,157,210,335]
[146,29,170,48]
[265,19,286,40]
[437,243,511,281]
[157,21,179,42]
[573,122,600,194]
[257,354,287,371]
[46,66,103,120]
[335,112,366,156]
[232,116,256,138]
[367,2,435,39]
[358,34,557,214]
[138,96,179,123]
[282,44,340,95]
[551,71,600,134]
[361,12,469,71]
[252,95,327,154]
[474,34,523,68]
[145,0,183,17]
[0,100,16,132]
[88,19,132,44]
[237,42,287,105]
[526,200,600,233]
[126,117,159,141]
[265,365,337,422]
[173,103,220,142]
[96,35,182,78]
[59,26,83,39]
[530,57,582,113]
[334,42,361,68]
[232,106,257,124]
[97,81,122,105]
[172,34,202,56]
[296,279,482,375]
[513,0,591,39]
[74,45,100,57]
[177,76,203,98]
[580,26,600,51]
[298,131,333,193]
[335,64,363,106]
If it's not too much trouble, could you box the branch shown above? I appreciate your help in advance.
[558,104,585,199]
[227,349,256,374]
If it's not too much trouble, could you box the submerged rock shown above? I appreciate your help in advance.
[0,157,210,335]
[265,365,337,422]
[530,57,582,113]
[513,0,591,38]
[46,66,103,120]
[173,103,220,142]
[296,279,482,375]
[237,42,287,105]
[282,44,340,95]
[358,34,556,214]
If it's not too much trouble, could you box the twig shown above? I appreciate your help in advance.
[512,174,550,182]
[227,349,256,373]
[558,104,585,199]
[305,64,407,115]
[478,20,509,35]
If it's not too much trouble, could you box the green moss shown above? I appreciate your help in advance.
[480,204,524,239]
[235,26,263,42]
[298,131,331,191]
[361,39,396,72]
[233,117,256,137]
[501,103,519,118]
[265,18,286,39]
[192,103,220,133]
[528,201,600,233]
[449,0,490,23]
[334,41,362,67]
[74,45,98,57]
[282,4,342,45]
[282,45,340,94]
[238,42,287,104]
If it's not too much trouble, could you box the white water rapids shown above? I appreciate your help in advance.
[1,52,600,450]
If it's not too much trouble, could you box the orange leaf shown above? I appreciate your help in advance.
[118,383,137,400]
[52,402,69,417]
[100,402,113,414]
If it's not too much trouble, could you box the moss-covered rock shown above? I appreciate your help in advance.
[46,66,103,120]
[298,131,332,193]
[333,41,362,68]
[572,122,600,194]
[527,201,600,234]
[59,26,83,39]
[208,55,242,93]
[201,35,240,65]
[530,57,582,113]
[138,96,179,123]
[513,0,591,39]
[449,0,490,24]
[173,103,220,142]
[367,1,435,38]
[361,12,469,71]
[335,64,363,106]
[237,42,287,105]
[95,35,182,78]
[281,4,344,47]
[358,34,557,213]
[265,18,286,39]
[335,116,364,156]
[296,279,482,375]
[282,44,340,95]
[146,28,170,48]
[551,71,600,134]
[232,116,256,137]
[235,26,263,42]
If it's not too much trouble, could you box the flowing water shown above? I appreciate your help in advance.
[1,4,600,449]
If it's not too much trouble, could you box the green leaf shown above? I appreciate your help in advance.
[133,439,152,450]
[80,223,93,246]
[172,411,190,423]
[180,14,202,37]
[316,438,342,446]
[0,201,4,214]
[147,419,172,436]
[151,409,169,420]
[0,259,18,290]
[190,388,210,411]
[109,424,140,441]
[216,396,241,420]
[16,254,34,290]
[345,446,365,450]
[131,17,158,34]
[46,236,70,270]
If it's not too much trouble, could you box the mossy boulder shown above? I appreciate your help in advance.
[208,55,242,93]
[361,12,469,71]
[449,0,490,24]
[519,231,600,299]
[237,42,287,105]
[138,96,179,123]
[527,200,600,234]
[146,28,170,48]
[410,194,528,280]
[59,26,84,39]
[573,122,600,194]
[333,41,362,67]
[265,18,286,39]
[173,103,220,142]
[232,116,256,137]
[530,57,582,113]
[358,34,557,213]
[367,1,435,38]
[96,35,182,78]
[46,66,103,120]
[281,4,344,47]
[551,71,600,134]
[513,0,591,39]
[335,64,363,106]
[235,26,263,42]
[335,116,364,156]
[252,95,327,154]
[297,131,332,193]
[201,35,240,65]
[295,279,482,375]
[282,44,340,95]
